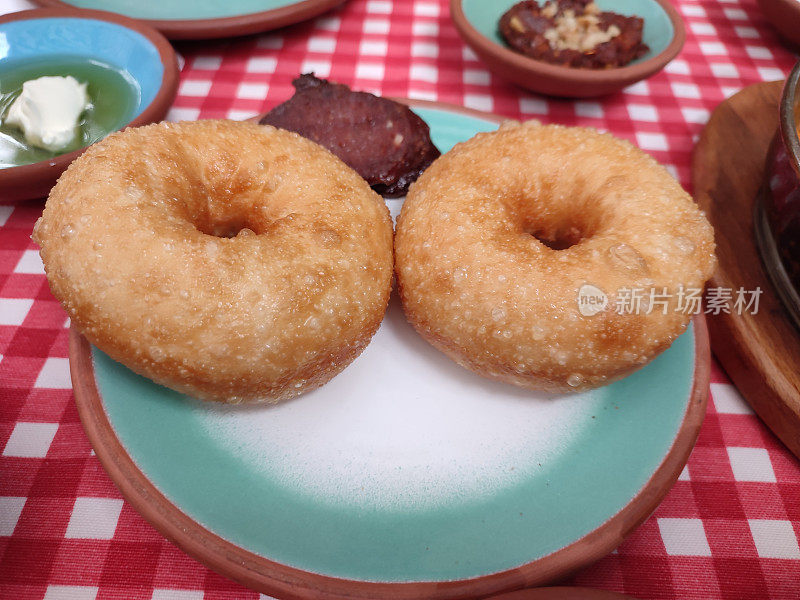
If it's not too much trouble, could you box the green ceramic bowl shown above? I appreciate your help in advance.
[0,8,178,201]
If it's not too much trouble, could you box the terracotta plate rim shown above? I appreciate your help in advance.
[486,586,640,600]
[69,100,710,599]
[32,0,348,39]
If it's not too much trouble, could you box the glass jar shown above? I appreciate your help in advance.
[756,59,800,330]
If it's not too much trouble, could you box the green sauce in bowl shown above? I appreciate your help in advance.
[0,56,140,168]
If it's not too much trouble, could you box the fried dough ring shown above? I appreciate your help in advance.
[34,120,394,403]
[395,121,716,392]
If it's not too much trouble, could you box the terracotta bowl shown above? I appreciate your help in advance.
[449,0,686,98]
[0,8,179,202]
[757,0,800,49]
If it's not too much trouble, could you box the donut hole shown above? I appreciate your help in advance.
[515,189,608,251]
[523,216,599,251]
[189,208,266,239]
[173,151,275,239]
[527,225,586,250]
[201,220,255,238]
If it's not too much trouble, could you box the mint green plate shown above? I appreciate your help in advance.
[33,0,347,39]
[70,101,709,599]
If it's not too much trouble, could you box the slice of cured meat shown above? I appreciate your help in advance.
[260,74,440,197]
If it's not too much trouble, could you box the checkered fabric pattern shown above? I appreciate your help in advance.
[1,0,800,598]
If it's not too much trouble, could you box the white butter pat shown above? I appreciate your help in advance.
[4,76,90,152]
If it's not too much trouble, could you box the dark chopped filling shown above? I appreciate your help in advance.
[499,0,649,69]
[259,74,440,197]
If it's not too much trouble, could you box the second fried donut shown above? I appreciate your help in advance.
[395,120,716,392]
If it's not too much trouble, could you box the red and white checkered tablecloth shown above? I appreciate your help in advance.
[1,0,800,598]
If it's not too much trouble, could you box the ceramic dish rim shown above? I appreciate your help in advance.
[779,58,800,177]
[32,0,348,39]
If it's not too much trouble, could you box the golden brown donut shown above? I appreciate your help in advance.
[395,120,716,392]
[34,120,394,403]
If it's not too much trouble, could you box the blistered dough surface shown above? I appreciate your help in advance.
[395,120,716,392]
[34,120,394,403]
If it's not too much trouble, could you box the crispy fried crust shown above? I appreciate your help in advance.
[395,121,716,392]
[34,120,394,403]
[260,74,440,197]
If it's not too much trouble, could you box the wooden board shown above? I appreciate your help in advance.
[692,80,800,459]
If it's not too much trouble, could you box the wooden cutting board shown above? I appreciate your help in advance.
[692,80,800,459]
